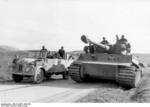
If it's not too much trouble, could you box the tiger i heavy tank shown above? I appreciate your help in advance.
[69,35,142,88]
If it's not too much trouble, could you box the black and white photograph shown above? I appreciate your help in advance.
[0,0,150,104]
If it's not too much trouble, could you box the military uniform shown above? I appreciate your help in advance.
[117,36,131,55]
[58,48,65,59]
[101,40,109,45]
[39,48,48,62]
[119,35,128,44]
[100,37,109,45]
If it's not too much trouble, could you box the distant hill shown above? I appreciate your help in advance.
[0,45,19,52]
[134,53,150,64]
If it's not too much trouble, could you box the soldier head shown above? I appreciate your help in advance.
[121,35,128,43]
[102,37,106,41]
[61,46,64,50]
[13,55,19,64]
[42,45,46,50]
[14,55,19,59]
[121,35,125,39]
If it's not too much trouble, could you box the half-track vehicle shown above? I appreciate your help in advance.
[11,50,73,83]
[69,35,143,88]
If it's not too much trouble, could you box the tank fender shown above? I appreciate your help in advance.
[132,58,140,68]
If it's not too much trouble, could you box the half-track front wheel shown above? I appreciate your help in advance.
[117,66,142,88]
[33,69,44,84]
[12,74,23,83]
[69,64,83,82]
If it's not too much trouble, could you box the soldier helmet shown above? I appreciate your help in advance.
[121,35,125,38]
[102,37,106,40]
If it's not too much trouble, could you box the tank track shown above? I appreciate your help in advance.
[69,64,83,82]
[117,66,141,88]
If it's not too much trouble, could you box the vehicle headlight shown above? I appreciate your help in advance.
[25,67,30,72]
[28,64,35,72]
[23,63,35,73]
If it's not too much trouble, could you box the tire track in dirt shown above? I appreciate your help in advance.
[0,81,35,92]
[34,86,96,103]
[33,81,102,102]
[35,89,96,103]
[0,79,118,103]
[0,85,34,92]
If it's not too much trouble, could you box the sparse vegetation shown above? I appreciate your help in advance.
[77,86,133,103]
[130,68,150,102]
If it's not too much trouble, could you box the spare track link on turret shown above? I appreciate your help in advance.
[69,64,83,82]
[117,66,140,88]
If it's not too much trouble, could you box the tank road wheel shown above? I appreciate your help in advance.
[34,69,44,84]
[62,71,69,80]
[12,74,23,83]
[117,66,142,88]
[69,64,83,82]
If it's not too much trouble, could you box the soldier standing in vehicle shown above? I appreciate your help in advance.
[39,46,48,62]
[12,55,20,69]
[12,55,20,64]
[100,37,109,45]
[58,46,65,59]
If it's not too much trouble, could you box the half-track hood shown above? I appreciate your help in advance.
[17,58,37,64]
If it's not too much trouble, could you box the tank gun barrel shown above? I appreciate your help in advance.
[81,35,110,51]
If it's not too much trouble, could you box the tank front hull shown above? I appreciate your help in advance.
[82,63,118,80]
[69,53,142,88]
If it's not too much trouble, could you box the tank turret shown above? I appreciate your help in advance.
[81,35,131,55]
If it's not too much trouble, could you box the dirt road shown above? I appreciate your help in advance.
[0,74,120,103]
[0,77,117,103]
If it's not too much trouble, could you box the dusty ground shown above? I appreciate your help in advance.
[0,77,109,103]
[77,85,134,103]
[0,75,134,103]
[1,68,150,103]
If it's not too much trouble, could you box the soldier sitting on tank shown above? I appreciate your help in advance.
[126,42,131,55]
[115,35,131,55]
[100,37,109,45]
[39,46,48,62]
[120,35,131,55]
[89,44,96,54]
[83,46,89,53]
[119,35,127,44]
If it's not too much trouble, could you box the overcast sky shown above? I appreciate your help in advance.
[0,0,150,53]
